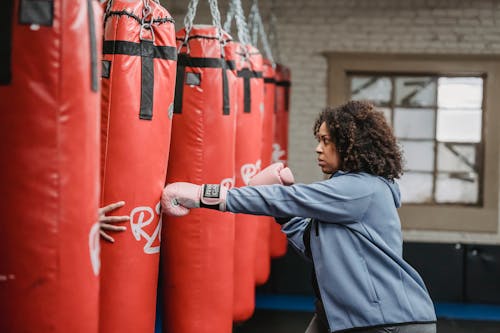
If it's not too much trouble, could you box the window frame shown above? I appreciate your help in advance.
[325,52,500,232]
[347,72,485,206]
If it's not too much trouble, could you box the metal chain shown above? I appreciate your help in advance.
[250,0,259,45]
[181,0,199,53]
[224,0,251,63]
[104,0,113,15]
[233,0,250,46]
[246,9,252,39]
[248,4,258,46]
[269,13,280,64]
[142,0,152,22]
[208,0,223,36]
[182,0,225,57]
[256,10,273,63]
[248,1,273,63]
[183,0,199,39]
[223,2,235,33]
[208,0,226,57]
[140,0,155,41]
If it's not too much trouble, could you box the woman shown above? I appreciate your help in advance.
[162,100,437,333]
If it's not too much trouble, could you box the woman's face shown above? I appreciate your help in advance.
[315,122,341,174]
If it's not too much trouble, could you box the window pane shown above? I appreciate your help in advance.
[394,108,435,139]
[435,172,478,203]
[378,107,392,126]
[400,140,435,171]
[437,143,476,173]
[438,77,483,109]
[398,172,433,203]
[350,76,392,106]
[436,109,482,142]
[395,77,436,107]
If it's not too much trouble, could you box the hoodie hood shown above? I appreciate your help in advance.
[379,177,402,208]
[332,171,402,208]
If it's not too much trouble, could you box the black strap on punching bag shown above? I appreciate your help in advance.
[87,0,98,92]
[264,76,277,113]
[19,0,54,26]
[276,80,291,112]
[102,40,177,120]
[87,0,99,91]
[0,0,14,85]
[174,53,236,116]
[1,0,55,84]
[237,68,263,113]
[139,40,155,119]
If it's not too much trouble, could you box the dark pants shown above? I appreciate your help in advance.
[305,315,437,333]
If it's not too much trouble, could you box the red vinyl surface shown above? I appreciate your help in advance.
[0,1,102,332]
[162,25,237,333]
[99,1,176,332]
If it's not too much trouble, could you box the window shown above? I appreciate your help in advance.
[349,74,484,205]
[325,53,500,232]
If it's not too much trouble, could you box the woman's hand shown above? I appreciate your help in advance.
[98,201,129,243]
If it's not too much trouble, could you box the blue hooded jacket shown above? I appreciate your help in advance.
[226,171,436,332]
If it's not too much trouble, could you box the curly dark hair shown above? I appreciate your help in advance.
[313,100,403,180]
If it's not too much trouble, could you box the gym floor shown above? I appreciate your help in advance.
[233,309,500,333]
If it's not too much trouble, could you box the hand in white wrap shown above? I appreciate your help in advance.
[161,182,228,217]
[248,162,295,186]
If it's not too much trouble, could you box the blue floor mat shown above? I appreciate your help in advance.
[255,294,500,321]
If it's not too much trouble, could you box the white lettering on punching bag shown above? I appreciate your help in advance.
[221,177,235,190]
[130,202,162,255]
[89,222,101,276]
[241,159,262,185]
[272,143,286,163]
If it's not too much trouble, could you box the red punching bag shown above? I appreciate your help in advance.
[226,41,264,322]
[0,1,102,332]
[270,63,292,258]
[162,16,237,333]
[99,1,176,332]
[254,58,276,284]
[261,59,276,177]
[273,63,291,165]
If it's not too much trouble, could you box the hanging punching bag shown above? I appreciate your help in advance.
[261,59,276,178]
[0,1,102,332]
[99,1,177,333]
[254,58,276,284]
[226,40,264,322]
[273,63,291,165]
[161,15,237,333]
[270,63,291,258]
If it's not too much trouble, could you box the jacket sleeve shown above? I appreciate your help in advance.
[226,174,374,224]
[281,217,312,261]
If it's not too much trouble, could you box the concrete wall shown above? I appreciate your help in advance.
[164,0,500,244]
